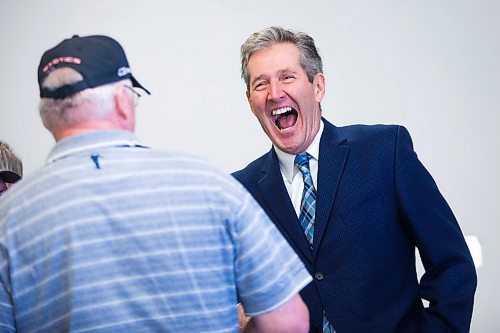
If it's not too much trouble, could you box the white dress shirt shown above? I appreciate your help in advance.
[274,120,324,216]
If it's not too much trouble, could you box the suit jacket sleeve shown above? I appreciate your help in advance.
[394,125,477,332]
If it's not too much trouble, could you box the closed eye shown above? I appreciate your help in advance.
[282,74,296,83]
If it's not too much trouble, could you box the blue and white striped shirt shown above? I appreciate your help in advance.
[0,130,311,333]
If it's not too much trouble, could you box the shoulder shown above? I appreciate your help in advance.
[140,149,221,173]
[337,123,401,140]
[328,122,412,148]
[232,150,271,184]
[320,120,416,161]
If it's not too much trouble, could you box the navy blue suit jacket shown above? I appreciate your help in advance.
[233,119,476,333]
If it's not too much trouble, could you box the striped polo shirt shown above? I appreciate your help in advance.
[0,130,311,333]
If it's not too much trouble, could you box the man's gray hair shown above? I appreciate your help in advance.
[240,26,323,91]
[39,68,125,133]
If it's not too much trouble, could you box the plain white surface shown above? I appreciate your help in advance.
[1,1,498,330]
[466,235,483,269]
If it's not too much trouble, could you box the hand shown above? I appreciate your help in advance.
[238,303,251,332]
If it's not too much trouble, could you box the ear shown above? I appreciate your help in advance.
[313,72,326,103]
[114,85,135,131]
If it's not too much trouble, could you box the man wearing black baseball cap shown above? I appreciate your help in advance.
[0,35,311,332]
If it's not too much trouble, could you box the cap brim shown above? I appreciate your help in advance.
[131,76,150,95]
[0,171,21,183]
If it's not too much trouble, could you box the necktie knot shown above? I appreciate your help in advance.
[294,153,312,175]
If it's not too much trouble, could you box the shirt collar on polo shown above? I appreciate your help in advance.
[46,130,147,164]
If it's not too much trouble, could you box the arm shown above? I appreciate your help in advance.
[0,254,16,333]
[227,182,311,333]
[0,282,16,333]
[395,126,477,332]
[242,295,309,333]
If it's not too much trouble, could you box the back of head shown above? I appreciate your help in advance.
[37,35,150,139]
[240,26,323,90]
[39,68,122,134]
[0,141,23,185]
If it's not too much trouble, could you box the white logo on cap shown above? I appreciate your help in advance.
[117,66,131,77]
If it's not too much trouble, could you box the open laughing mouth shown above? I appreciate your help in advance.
[271,106,298,130]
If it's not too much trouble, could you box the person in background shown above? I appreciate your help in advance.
[0,141,23,196]
[0,34,311,333]
[233,26,477,333]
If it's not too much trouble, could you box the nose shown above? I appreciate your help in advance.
[268,81,285,102]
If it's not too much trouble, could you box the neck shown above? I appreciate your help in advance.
[53,121,131,142]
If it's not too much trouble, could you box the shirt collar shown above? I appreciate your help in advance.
[274,120,324,183]
[46,130,146,164]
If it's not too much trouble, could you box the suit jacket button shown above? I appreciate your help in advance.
[314,272,324,281]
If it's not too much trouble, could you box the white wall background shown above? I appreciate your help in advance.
[1,1,498,331]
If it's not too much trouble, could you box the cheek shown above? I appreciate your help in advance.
[298,90,319,109]
[248,95,264,114]
[248,99,257,115]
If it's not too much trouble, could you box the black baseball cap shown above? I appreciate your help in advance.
[0,170,21,184]
[38,35,150,99]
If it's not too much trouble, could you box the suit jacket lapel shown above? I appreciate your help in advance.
[257,148,314,262]
[313,119,350,259]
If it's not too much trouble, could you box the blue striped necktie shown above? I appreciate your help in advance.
[294,153,335,333]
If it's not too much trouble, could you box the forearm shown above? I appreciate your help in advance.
[239,295,309,333]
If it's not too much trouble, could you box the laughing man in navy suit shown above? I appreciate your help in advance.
[233,26,477,333]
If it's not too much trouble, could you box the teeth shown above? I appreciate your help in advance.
[272,107,292,115]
